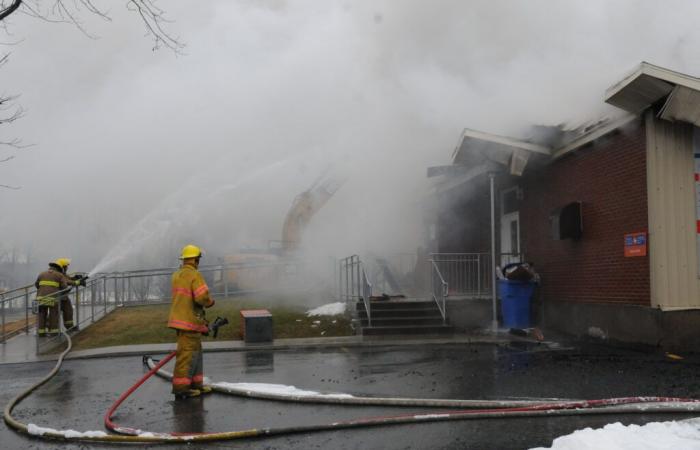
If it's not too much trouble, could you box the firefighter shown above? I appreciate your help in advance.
[168,244,215,399]
[56,258,77,330]
[35,260,83,337]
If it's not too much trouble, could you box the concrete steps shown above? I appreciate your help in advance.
[355,299,453,336]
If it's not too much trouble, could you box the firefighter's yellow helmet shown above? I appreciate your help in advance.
[54,258,71,268]
[179,244,203,260]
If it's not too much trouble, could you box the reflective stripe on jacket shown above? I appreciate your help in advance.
[167,263,215,334]
[35,268,77,307]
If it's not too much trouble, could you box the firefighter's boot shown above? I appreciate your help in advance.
[174,389,201,400]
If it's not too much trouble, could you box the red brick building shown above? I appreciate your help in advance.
[429,63,700,349]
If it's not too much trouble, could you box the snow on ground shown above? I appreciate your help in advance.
[212,382,355,399]
[27,423,108,438]
[306,302,346,316]
[531,419,700,450]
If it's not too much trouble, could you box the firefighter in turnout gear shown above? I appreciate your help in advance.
[168,244,215,399]
[56,258,77,330]
[35,260,82,337]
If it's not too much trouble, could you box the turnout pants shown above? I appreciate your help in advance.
[60,297,74,328]
[37,303,60,336]
[172,330,205,394]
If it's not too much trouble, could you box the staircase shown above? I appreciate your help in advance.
[355,299,454,336]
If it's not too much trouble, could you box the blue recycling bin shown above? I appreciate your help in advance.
[498,279,536,328]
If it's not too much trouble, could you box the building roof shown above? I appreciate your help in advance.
[605,62,700,127]
[434,62,700,191]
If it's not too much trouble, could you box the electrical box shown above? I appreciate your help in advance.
[240,309,273,343]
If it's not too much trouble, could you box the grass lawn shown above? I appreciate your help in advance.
[70,296,353,351]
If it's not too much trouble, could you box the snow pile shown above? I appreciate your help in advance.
[212,381,354,399]
[414,414,451,420]
[306,302,346,317]
[27,423,108,438]
[532,420,700,450]
[587,326,607,339]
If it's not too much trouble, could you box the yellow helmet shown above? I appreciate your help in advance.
[179,244,203,260]
[54,258,71,269]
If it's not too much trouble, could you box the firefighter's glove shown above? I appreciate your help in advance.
[74,274,88,287]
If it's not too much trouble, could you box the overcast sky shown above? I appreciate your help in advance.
[2,0,700,272]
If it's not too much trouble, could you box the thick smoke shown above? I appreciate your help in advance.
[2,0,700,280]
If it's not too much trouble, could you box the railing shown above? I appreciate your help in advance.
[0,274,113,352]
[430,260,448,324]
[361,263,372,327]
[428,252,524,298]
[338,255,372,327]
[366,253,417,296]
[429,253,491,297]
[0,258,312,348]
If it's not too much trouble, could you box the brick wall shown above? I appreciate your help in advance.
[520,124,650,306]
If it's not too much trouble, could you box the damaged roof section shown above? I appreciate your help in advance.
[605,62,700,126]
[428,120,625,192]
[451,128,550,176]
[431,62,700,193]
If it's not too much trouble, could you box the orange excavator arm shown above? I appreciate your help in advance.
[281,175,344,252]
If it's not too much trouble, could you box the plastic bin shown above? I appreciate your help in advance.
[498,279,535,328]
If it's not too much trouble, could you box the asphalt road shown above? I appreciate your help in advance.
[2,341,700,449]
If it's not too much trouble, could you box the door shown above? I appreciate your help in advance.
[500,211,520,268]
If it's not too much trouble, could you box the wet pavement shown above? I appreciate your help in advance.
[2,341,700,449]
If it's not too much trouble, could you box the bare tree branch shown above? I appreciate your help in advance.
[0,90,25,125]
[0,0,22,22]
[8,1,184,51]
[0,137,31,148]
[0,0,184,191]
[127,0,184,53]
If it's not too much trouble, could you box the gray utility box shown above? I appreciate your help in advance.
[240,309,273,343]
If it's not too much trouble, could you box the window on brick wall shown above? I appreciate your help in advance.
[502,188,519,215]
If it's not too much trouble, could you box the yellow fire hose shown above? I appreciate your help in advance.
[6,331,700,444]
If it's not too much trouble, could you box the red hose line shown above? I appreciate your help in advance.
[104,351,176,433]
[105,350,700,439]
[350,396,700,424]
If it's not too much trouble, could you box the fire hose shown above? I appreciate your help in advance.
[6,332,700,444]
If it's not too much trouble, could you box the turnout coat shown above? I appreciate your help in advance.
[167,263,215,334]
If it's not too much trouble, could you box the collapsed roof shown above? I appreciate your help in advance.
[430,62,700,192]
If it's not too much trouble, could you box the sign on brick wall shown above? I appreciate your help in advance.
[624,232,647,257]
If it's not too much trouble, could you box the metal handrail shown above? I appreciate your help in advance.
[2,257,312,345]
[430,260,448,324]
[338,255,372,327]
[360,261,372,327]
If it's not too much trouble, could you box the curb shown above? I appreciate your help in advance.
[1,333,550,365]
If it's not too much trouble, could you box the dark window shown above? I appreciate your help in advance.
[502,189,519,215]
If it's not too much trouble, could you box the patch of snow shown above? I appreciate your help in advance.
[27,424,52,436]
[587,326,607,339]
[313,320,321,325]
[306,302,346,317]
[414,414,451,420]
[212,382,355,399]
[64,429,108,438]
[27,424,107,438]
[531,420,700,450]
